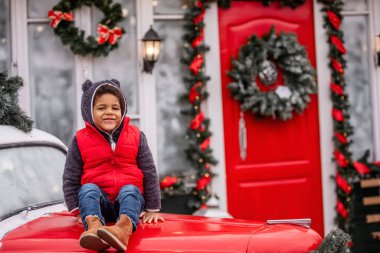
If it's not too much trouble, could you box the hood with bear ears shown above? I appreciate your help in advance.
[81,79,127,129]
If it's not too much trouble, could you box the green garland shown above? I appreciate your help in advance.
[318,0,380,246]
[228,26,316,121]
[48,0,125,57]
[218,0,306,9]
[0,72,33,132]
[180,0,218,210]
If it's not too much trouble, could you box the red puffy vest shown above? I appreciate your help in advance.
[76,118,144,202]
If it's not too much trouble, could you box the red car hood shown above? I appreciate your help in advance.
[0,212,321,253]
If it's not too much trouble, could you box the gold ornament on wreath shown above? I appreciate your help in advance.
[48,0,125,57]
[227,26,316,121]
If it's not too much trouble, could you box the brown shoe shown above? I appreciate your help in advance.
[97,214,133,252]
[79,216,110,251]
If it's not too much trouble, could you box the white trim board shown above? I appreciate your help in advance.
[314,0,336,235]
[204,3,229,216]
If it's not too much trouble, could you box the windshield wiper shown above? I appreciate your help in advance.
[0,200,64,221]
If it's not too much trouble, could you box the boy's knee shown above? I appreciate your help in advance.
[79,183,101,196]
[119,184,141,196]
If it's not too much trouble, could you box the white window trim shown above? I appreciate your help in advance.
[11,0,30,116]
[137,0,158,170]
[370,0,380,161]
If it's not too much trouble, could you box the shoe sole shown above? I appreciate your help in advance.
[97,228,127,252]
[79,233,110,251]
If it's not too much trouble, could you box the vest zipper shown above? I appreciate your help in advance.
[110,135,116,152]
[107,132,118,199]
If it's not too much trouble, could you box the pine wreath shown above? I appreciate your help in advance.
[48,0,125,57]
[227,26,316,121]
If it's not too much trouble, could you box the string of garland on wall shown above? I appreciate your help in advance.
[317,0,380,237]
[180,0,218,210]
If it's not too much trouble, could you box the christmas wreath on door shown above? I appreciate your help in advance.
[227,26,316,121]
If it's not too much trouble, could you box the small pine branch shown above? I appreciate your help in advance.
[0,72,33,132]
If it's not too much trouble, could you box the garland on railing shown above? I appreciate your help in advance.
[218,0,306,9]
[318,0,380,235]
[180,0,218,210]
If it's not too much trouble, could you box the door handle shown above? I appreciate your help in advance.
[239,112,247,161]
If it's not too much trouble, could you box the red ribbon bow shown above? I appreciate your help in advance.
[337,200,348,218]
[48,10,74,28]
[97,24,123,45]
[336,172,351,194]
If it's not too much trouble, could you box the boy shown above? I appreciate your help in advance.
[63,79,164,252]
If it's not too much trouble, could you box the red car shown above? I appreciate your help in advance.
[0,126,322,252]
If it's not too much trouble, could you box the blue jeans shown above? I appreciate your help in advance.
[78,183,144,232]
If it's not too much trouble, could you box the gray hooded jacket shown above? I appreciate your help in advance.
[62,79,161,214]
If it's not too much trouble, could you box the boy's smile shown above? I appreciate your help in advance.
[93,93,122,132]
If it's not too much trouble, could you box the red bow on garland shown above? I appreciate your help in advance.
[334,131,347,144]
[353,162,371,175]
[190,111,204,130]
[326,10,341,30]
[160,176,178,189]
[188,82,203,104]
[193,9,205,24]
[196,175,211,190]
[334,150,348,168]
[48,10,74,28]
[200,138,210,151]
[331,58,344,74]
[190,54,204,75]
[192,28,204,48]
[330,35,346,54]
[330,82,344,95]
[332,108,344,122]
[97,24,123,45]
[336,172,351,194]
[337,200,348,218]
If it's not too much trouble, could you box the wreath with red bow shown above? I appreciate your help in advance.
[48,0,125,57]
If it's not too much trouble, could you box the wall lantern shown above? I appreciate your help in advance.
[142,26,161,73]
[376,35,380,67]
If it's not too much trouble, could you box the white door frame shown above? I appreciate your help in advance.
[204,3,229,215]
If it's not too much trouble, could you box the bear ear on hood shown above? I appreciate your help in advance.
[110,79,121,88]
[82,79,93,92]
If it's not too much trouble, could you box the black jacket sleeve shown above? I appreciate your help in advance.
[137,131,161,210]
[62,136,83,213]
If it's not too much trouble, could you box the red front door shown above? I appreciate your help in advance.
[218,0,324,236]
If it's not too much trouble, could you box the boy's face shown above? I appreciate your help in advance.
[93,93,122,132]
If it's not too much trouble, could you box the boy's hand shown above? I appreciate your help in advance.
[142,211,165,223]
[76,214,83,224]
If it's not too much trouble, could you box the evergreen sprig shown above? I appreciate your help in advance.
[0,72,33,132]
[312,229,351,253]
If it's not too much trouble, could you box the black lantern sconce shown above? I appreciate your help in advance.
[142,26,162,74]
[376,35,380,67]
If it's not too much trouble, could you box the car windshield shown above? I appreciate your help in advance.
[0,145,66,220]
